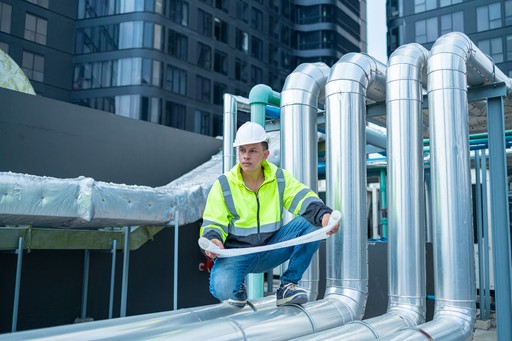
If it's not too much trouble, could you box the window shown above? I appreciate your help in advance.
[169,0,188,26]
[236,29,249,53]
[197,8,212,37]
[235,59,247,82]
[251,36,263,59]
[507,35,512,60]
[440,11,463,35]
[25,13,47,45]
[142,23,162,49]
[214,18,228,43]
[414,0,436,13]
[281,25,290,45]
[196,75,211,102]
[213,82,227,105]
[22,51,44,82]
[415,18,438,44]
[0,3,11,33]
[477,3,502,32]
[269,44,278,66]
[163,101,186,129]
[26,0,49,8]
[194,110,211,135]
[142,59,161,86]
[215,0,229,13]
[165,65,187,95]
[115,95,140,119]
[236,1,248,22]
[440,0,462,7]
[168,29,188,60]
[251,65,262,84]
[251,8,263,31]
[214,50,228,75]
[478,37,504,63]
[505,0,512,26]
[269,16,279,39]
[197,42,212,70]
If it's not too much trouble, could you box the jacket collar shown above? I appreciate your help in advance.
[231,160,276,186]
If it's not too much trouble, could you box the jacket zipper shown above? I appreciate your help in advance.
[255,191,261,244]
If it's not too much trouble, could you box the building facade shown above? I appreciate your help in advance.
[387,0,512,77]
[0,0,366,137]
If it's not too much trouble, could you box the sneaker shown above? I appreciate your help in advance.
[227,283,247,308]
[276,283,308,306]
[227,298,247,308]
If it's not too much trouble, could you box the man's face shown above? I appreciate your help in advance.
[238,143,269,173]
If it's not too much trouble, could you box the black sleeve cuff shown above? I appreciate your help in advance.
[301,201,333,226]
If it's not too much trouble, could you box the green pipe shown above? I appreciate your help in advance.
[380,169,388,239]
[249,84,281,126]
[246,84,280,299]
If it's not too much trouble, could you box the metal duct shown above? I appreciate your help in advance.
[281,62,330,300]
[299,43,429,340]
[0,300,276,341]
[323,52,386,322]
[378,31,489,341]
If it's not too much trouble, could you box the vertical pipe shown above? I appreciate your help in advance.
[379,169,387,239]
[109,239,117,319]
[487,95,512,340]
[81,249,90,320]
[11,237,23,332]
[120,226,132,317]
[281,62,330,299]
[475,149,486,320]
[173,211,179,310]
[480,150,491,320]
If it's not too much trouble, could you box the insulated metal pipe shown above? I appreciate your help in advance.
[323,52,386,321]
[378,31,485,341]
[281,62,330,300]
[302,45,426,341]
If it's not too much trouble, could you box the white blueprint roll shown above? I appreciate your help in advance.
[198,210,341,258]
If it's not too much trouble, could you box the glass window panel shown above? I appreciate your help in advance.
[415,20,427,43]
[0,4,12,33]
[489,3,502,29]
[507,35,512,60]
[506,0,512,26]
[152,60,161,86]
[154,24,162,49]
[426,17,438,42]
[477,6,489,31]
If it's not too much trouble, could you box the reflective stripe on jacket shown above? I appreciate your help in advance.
[200,160,323,248]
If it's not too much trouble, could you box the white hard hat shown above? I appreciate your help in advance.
[233,122,268,147]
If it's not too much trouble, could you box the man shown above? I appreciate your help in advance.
[200,121,339,307]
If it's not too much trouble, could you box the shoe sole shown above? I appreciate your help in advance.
[227,299,247,308]
[276,294,308,306]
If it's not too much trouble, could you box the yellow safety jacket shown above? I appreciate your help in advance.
[200,160,324,248]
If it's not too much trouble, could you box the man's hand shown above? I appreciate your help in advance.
[322,213,340,235]
[205,238,224,259]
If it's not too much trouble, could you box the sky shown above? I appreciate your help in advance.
[366,0,388,64]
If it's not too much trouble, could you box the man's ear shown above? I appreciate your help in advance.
[263,149,270,160]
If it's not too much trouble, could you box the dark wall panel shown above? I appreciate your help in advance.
[0,88,222,186]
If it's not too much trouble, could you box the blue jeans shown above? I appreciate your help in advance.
[209,216,320,301]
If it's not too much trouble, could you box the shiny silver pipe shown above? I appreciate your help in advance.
[379,31,483,341]
[302,43,429,341]
[281,62,330,300]
[0,300,277,341]
[223,94,250,172]
[323,52,386,324]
